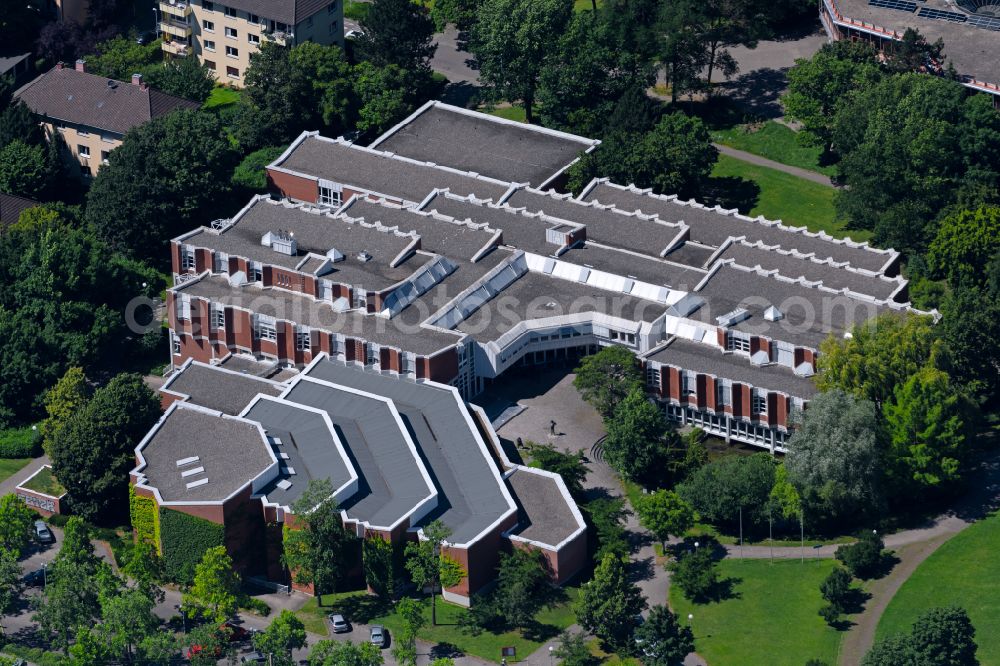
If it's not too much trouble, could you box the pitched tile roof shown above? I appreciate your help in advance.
[0,192,39,226]
[15,66,200,135]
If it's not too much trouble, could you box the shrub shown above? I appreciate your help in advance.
[0,426,41,458]
[239,595,272,617]
[231,146,285,191]
[836,531,885,579]
[160,508,225,583]
[667,547,719,603]
[129,485,160,551]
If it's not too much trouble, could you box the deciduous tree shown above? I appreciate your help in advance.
[362,536,394,599]
[309,640,384,666]
[283,478,356,604]
[391,597,424,666]
[927,206,1000,286]
[39,366,90,458]
[634,605,695,666]
[0,493,34,556]
[668,547,719,602]
[0,139,51,198]
[573,345,642,418]
[183,546,240,624]
[404,520,465,625]
[603,389,675,486]
[357,0,437,72]
[678,453,776,534]
[635,490,696,551]
[576,553,646,651]
[253,610,307,666]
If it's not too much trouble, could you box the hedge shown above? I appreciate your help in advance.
[1,643,68,666]
[0,426,42,458]
[160,507,225,584]
[129,485,160,552]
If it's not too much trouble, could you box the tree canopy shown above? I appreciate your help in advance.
[576,553,646,651]
[357,0,437,72]
[573,345,643,418]
[283,478,356,603]
[635,489,696,550]
[634,605,695,666]
[678,453,776,534]
[603,389,677,486]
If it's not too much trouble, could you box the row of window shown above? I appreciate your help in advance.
[71,128,116,143]
[201,0,338,23]
[76,145,111,163]
[318,185,343,207]
[651,364,770,415]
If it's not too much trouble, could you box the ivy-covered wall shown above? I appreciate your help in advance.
[159,507,225,583]
[129,486,160,553]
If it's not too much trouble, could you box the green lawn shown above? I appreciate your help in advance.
[876,513,1000,664]
[0,458,31,484]
[485,105,528,123]
[710,122,835,177]
[345,0,370,20]
[20,466,65,497]
[573,0,603,11]
[710,154,870,242]
[297,588,579,663]
[203,86,242,111]
[669,559,844,666]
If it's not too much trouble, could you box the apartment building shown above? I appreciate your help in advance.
[14,61,199,178]
[132,356,587,602]
[167,101,931,455]
[158,0,344,87]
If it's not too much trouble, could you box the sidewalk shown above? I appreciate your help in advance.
[713,143,834,187]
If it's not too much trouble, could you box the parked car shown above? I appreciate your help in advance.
[327,613,351,633]
[345,29,363,40]
[34,520,54,544]
[23,568,45,587]
[186,644,222,659]
[221,620,251,642]
[136,30,157,45]
[369,624,387,648]
[240,652,267,664]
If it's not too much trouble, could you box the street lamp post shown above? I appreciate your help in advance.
[548,644,554,666]
[175,604,186,634]
[41,562,46,591]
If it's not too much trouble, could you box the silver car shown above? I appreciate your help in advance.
[34,520,54,543]
[327,613,351,633]
[369,624,387,648]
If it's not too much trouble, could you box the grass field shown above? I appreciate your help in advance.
[573,0,603,10]
[203,86,242,111]
[20,466,65,497]
[297,588,579,663]
[876,513,1000,664]
[710,122,835,177]
[0,458,31,484]
[710,155,870,242]
[485,105,528,123]
[669,559,844,666]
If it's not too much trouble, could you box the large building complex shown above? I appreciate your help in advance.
[157,0,344,87]
[14,61,199,178]
[821,0,1000,101]
[153,99,934,598]
[132,355,586,603]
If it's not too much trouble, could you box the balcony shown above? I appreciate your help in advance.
[159,17,192,38]
[158,0,191,18]
[161,39,191,56]
[261,28,292,45]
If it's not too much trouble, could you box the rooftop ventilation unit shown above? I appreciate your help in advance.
[716,307,751,327]
[262,230,297,256]
[326,247,345,263]
[357,251,373,263]
[186,478,209,489]
[175,456,200,467]
[763,306,784,322]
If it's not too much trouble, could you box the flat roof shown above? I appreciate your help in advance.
[581,181,895,273]
[456,270,668,343]
[715,241,905,302]
[305,359,515,545]
[645,337,819,398]
[337,197,499,261]
[273,135,513,204]
[162,361,284,415]
[506,467,582,546]
[370,102,598,188]
[828,0,1000,88]
[175,275,462,355]
[183,198,428,290]
[503,188,687,258]
[242,397,356,509]
[558,243,707,293]
[137,406,274,503]
[692,263,890,349]
[281,379,436,529]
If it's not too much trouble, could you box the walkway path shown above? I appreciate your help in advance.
[713,143,834,187]
[0,454,48,497]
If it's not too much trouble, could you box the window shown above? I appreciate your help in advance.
[254,315,276,341]
[328,1,337,12]
[716,382,730,407]
[753,391,767,415]
[80,163,92,177]
[329,21,337,34]
[203,19,215,31]
[78,144,90,158]
[351,289,366,309]
[725,330,750,354]
[226,65,239,78]
[318,185,342,207]
[248,33,259,44]
[172,334,181,355]
[250,262,262,282]
[213,251,228,273]
[211,305,225,329]
[366,344,378,366]
[101,150,110,164]
[401,353,414,375]
[332,335,345,356]
[645,365,659,388]
[78,129,89,137]
[175,295,191,320]
[226,45,238,57]
[204,39,216,50]
[305,17,313,27]
[682,371,696,396]
[202,0,214,10]
[101,133,114,143]
[204,59,216,71]
[248,12,259,22]
[181,245,196,270]
[296,329,310,351]
[225,26,237,38]
[224,5,237,17]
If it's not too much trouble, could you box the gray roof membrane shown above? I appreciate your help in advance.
[692,263,890,350]
[370,103,594,187]
[139,407,274,503]
[503,188,685,258]
[176,276,463,355]
[645,337,819,399]
[241,397,356,510]
[305,360,514,545]
[163,362,283,415]
[275,136,512,204]
[282,379,436,529]
[557,243,707,293]
[505,468,581,547]
[184,199,428,290]
[337,198,499,261]
[581,182,894,273]
[456,271,668,343]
